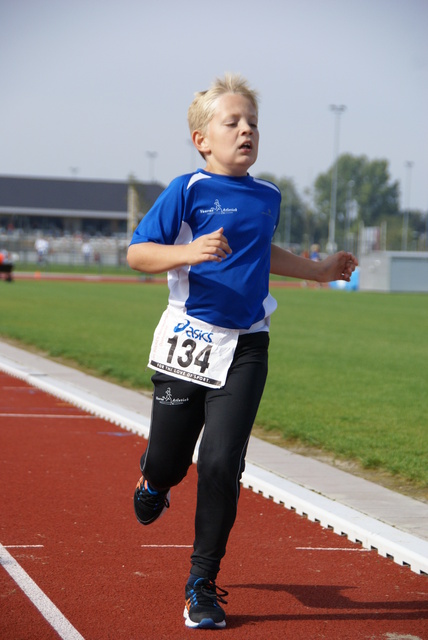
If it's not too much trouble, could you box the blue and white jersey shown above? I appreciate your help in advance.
[130,169,281,331]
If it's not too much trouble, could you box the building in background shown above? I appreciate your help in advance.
[359,251,428,293]
[0,175,164,237]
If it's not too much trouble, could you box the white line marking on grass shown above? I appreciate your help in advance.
[0,543,85,640]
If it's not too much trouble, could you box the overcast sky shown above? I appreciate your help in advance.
[1,0,427,211]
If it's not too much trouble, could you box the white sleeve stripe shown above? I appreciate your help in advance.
[186,173,212,190]
[253,178,281,194]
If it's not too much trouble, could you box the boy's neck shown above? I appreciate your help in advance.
[203,164,250,178]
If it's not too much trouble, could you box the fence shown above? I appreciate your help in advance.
[0,234,129,268]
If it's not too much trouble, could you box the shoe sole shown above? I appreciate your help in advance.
[183,606,226,629]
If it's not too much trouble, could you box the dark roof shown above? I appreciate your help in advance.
[0,176,164,214]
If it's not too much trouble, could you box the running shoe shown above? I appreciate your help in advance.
[133,476,170,525]
[184,577,228,629]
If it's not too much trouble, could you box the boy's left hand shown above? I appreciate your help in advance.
[318,251,358,283]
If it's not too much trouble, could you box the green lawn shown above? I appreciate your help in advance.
[13,262,137,276]
[262,288,427,486]
[1,279,427,487]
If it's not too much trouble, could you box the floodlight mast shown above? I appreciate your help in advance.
[146,151,158,182]
[327,105,346,254]
[402,160,414,251]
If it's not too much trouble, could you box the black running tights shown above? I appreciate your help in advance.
[140,332,269,580]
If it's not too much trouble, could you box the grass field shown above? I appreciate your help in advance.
[1,278,427,490]
[14,262,137,276]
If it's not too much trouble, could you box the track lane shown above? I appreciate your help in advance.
[1,372,427,639]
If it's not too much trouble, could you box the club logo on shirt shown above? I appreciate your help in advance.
[200,199,237,215]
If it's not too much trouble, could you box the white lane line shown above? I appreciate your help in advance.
[140,544,193,548]
[4,545,44,549]
[0,543,85,640]
[1,386,39,390]
[296,547,371,551]
[0,414,94,418]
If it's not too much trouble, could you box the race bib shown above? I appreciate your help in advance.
[148,306,239,388]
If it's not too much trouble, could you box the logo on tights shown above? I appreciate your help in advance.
[155,387,189,406]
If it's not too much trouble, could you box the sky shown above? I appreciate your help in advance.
[1,0,427,211]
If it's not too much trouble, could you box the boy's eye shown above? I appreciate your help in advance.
[224,120,258,129]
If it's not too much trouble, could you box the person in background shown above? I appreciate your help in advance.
[0,249,14,281]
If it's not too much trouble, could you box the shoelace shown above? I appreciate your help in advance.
[190,580,228,607]
[136,481,170,510]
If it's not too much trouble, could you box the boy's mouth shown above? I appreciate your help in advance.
[239,141,253,150]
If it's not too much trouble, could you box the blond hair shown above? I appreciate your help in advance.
[187,73,259,136]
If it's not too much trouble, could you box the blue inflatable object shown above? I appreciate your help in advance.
[329,267,359,291]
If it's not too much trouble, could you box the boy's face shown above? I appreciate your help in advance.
[194,93,259,177]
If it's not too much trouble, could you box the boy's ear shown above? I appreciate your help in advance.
[192,130,210,156]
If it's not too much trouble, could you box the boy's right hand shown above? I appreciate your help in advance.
[187,227,232,265]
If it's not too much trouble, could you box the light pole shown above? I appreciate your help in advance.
[327,105,346,253]
[146,151,158,182]
[345,180,354,252]
[187,139,197,172]
[425,206,428,251]
[285,187,292,248]
[401,160,413,251]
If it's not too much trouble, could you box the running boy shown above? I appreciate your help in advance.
[127,73,358,630]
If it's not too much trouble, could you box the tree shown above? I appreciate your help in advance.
[314,154,400,228]
[256,173,306,248]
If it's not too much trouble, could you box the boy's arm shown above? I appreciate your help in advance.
[270,244,358,283]
[127,227,232,274]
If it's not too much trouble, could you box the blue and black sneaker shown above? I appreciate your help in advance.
[133,476,170,525]
[184,577,228,629]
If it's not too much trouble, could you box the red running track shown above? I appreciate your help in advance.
[1,371,427,640]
